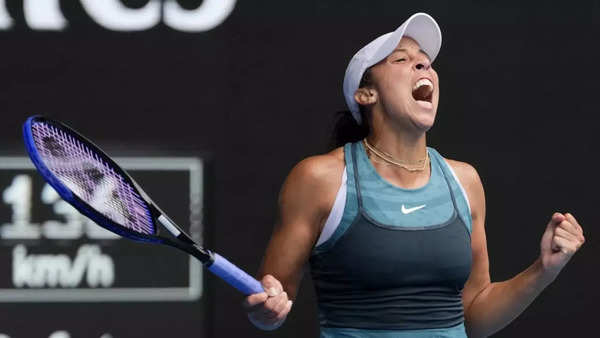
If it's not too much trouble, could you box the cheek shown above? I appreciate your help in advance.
[432,72,440,102]
[377,81,408,104]
[382,73,412,98]
[433,71,440,90]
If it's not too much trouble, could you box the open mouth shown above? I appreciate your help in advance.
[411,78,433,108]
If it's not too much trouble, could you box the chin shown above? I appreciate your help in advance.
[415,121,435,133]
[411,110,437,132]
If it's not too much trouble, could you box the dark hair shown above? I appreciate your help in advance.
[331,69,373,148]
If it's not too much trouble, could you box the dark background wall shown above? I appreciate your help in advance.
[0,0,598,337]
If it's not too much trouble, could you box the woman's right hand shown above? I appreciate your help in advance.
[243,274,293,331]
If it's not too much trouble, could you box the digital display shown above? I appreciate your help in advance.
[0,156,206,336]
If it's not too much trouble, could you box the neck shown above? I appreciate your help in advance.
[367,122,428,163]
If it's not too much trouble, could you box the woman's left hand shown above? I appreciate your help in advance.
[539,212,585,278]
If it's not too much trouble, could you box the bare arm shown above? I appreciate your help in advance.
[450,160,585,338]
[243,149,345,330]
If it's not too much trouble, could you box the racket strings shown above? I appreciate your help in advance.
[31,122,154,235]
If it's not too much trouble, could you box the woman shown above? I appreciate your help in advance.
[243,13,585,338]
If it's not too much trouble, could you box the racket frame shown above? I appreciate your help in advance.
[23,116,213,263]
[23,115,264,295]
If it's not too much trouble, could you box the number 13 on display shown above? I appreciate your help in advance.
[1,174,119,241]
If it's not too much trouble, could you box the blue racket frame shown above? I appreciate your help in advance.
[23,116,157,243]
[23,116,264,295]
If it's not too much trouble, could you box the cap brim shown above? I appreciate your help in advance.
[370,13,441,68]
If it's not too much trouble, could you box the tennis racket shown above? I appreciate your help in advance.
[22,115,263,295]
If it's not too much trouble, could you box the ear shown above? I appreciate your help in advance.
[354,87,377,107]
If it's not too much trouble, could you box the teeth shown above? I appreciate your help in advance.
[413,78,433,91]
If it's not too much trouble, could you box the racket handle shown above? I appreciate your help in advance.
[207,253,264,295]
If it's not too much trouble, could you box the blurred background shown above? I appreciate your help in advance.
[0,0,597,337]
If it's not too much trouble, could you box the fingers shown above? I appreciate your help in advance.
[552,235,578,255]
[247,291,292,328]
[243,274,284,311]
[262,291,290,319]
[549,212,565,227]
[242,292,268,310]
[564,213,585,243]
[548,212,585,241]
[553,213,585,243]
[553,212,565,223]
[276,299,293,321]
[552,227,579,254]
[243,274,293,330]
[552,213,584,254]
[545,212,565,234]
[554,226,578,243]
[262,274,284,297]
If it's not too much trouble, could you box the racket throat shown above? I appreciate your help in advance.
[158,214,182,237]
[190,244,214,265]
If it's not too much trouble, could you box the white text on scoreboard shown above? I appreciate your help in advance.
[0,156,203,302]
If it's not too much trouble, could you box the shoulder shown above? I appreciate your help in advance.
[442,157,485,217]
[279,147,345,212]
[285,147,345,189]
[443,158,481,189]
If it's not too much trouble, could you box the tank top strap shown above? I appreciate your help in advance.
[428,148,460,211]
[350,142,364,210]
[351,142,460,213]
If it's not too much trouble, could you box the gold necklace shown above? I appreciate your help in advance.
[363,138,429,172]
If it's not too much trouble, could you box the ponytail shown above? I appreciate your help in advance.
[331,109,369,148]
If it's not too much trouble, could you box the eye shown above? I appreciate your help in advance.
[394,58,406,63]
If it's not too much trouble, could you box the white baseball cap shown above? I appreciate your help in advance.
[342,13,442,124]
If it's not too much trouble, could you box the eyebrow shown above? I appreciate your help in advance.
[389,48,431,60]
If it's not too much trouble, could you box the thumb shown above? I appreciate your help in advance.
[261,274,283,297]
[545,212,565,231]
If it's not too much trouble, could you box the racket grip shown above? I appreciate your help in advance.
[207,253,264,295]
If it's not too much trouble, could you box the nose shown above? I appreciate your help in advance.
[415,60,431,71]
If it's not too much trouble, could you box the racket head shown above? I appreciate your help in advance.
[23,115,160,243]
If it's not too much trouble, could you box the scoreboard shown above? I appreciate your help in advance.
[0,156,206,337]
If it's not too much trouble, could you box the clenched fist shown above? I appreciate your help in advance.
[243,274,293,331]
[540,212,585,277]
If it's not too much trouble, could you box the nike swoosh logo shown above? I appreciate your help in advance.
[401,204,426,214]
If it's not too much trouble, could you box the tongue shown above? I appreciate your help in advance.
[412,85,431,101]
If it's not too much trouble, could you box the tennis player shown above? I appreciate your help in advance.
[243,13,585,337]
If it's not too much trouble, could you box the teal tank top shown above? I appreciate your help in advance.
[310,141,473,338]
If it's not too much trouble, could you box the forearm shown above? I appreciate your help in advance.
[465,258,555,338]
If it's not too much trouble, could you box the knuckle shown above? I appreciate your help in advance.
[262,274,275,284]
